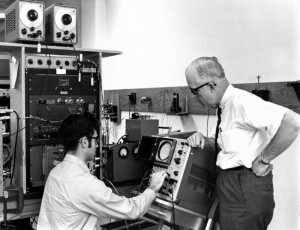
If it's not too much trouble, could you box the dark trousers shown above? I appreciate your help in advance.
[216,167,275,230]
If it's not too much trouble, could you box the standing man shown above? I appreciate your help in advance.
[38,114,167,230]
[185,57,300,230]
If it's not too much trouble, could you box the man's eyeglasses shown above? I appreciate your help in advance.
[189,82,211,95]
[88,136,100,144]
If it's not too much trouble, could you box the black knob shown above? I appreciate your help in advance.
[27,9,38,22]
[47,60,52,66]
[70,33,75,39]
[174,158,181,165]
[64,30,69,35]
[178,150,183,155]
[61,14,72,25]
[169,178,177,185]
[56,60,61,66]
[37,59,43,65]
[56,32,62,38]
[36,30,42,35]
[28,59,33,64]
[30,27,35,32]
[174,171,179,176]
[65,61,70,66]
[21,28,27,35]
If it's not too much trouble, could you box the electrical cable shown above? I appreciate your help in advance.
[68,37,79,60]
[103,178,130,230]
[138,169,154,193]
[117,134,128,144]
[171,188,176,230]
[10,111,19,185]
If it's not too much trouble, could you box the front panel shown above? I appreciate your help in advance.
[24,55,99,192]
[5,0,44,43]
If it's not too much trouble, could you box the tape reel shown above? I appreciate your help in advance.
[20,2,43,28]
[55,8,76,31]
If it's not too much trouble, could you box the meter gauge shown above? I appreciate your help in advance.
[132,145,139,156]
[118,146,129,159]
[158,141,172,161]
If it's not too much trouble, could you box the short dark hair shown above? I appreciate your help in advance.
[59,114,99,152]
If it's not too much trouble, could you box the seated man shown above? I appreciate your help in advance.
[38,114,166,230]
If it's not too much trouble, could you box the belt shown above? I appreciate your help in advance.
[224,166,252,172]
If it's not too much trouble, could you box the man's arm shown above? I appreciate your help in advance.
[261,110,300,162]
[187,132,215,149]
[252,110,300,176]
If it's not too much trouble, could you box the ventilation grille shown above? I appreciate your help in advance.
[6,9,16,34]
[45,12,52,36]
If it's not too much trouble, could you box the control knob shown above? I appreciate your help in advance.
[21,28,27,35]
[174,157,181,165]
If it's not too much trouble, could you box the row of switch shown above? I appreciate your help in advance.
[36,98,85,105]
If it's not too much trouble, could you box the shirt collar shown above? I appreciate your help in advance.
[64,153,90,173]
[219,84,234,110]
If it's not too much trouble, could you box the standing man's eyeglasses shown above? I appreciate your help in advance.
[189,82,212,95]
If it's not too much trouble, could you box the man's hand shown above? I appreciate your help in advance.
[187,132,206,148]
[148,171,167,192]
[252,155,273,177]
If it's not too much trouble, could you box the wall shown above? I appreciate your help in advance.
[100,0,300,90]
[80,0,300,229]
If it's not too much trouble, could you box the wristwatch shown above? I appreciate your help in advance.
[259,154,270,165]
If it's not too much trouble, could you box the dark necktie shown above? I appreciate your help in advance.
[214,106,222,160]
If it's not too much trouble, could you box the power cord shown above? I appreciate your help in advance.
[10,111,19,186]
[171,188,176,230]
[103,178,130,230]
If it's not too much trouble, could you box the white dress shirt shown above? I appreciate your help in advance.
[37,154,155,230]
[216,85,289,169]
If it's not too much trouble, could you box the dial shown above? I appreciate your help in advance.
[158,142,172,161]
[118,147,128,159]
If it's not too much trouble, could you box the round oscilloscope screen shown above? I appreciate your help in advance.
[158,141,172,161]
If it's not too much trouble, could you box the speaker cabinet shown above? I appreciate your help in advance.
[104,143,153,184]
[5,0,44,43]
[45,4,77,45]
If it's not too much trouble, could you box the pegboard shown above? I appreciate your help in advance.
[104,81,300,115]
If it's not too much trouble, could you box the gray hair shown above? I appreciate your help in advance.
[185,57,225,81]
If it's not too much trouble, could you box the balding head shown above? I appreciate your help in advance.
[185,57,229,107]
[185,57,226,85]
